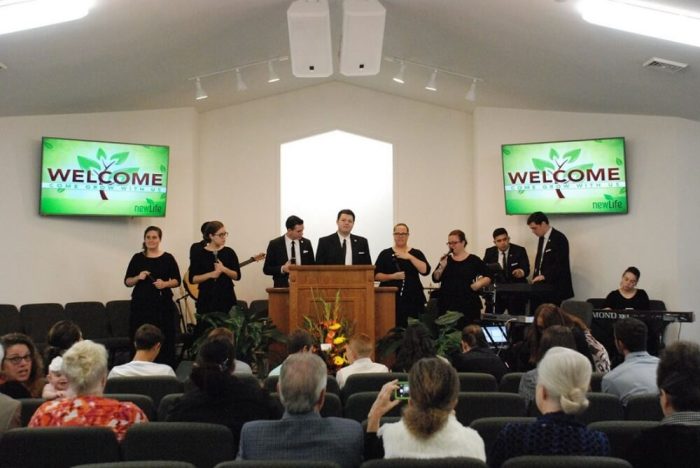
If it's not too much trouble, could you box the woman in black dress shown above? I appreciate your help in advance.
[375,223,431,328]
[124,226,181,367]
[188,221,241,317]
[431,229,491,326]
[603,266,650,310]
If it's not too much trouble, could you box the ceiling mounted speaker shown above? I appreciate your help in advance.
[287,0,333,77]
[340,0,386,76]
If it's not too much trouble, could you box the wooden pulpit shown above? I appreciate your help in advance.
[266,265,396,342]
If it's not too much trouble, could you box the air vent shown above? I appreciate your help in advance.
[643,57,688,73]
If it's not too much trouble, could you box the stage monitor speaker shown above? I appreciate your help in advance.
[340,0,386,76]
[287,0,333,78]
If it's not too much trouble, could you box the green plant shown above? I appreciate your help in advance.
[376,310,464,360]
[303,289,354,372]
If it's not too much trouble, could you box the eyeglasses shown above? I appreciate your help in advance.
[4,354,32,365]
[393,232,409,236]
[446,241,462,246]
[215,232,229,238]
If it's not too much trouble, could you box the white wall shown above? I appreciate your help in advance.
[0,108,198,305]
[473,107,700,340]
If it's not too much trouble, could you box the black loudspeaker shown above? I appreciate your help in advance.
[340,0,386,76]
[287,0,333,78]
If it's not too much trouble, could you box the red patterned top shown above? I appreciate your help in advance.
[28,395,148,441]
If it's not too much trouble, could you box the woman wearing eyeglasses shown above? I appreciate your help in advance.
[124,225,181,367]
[189,221,241,318]
[431,229,491,326]
[0,333,45,398]
[375,223,431,328]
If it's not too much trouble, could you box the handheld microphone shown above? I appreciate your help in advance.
[212,250,219,262]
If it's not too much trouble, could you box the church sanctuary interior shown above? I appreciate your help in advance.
[1,0,699,342]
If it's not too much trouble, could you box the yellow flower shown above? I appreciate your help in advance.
[333,336,346,345]
[328,322,341,331]
[333,356,345,366]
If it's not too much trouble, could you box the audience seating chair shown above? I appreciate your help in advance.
[104,393,156,421]
[588,420,660,458]
[122,422,234,468]
[528,392,624,424]
[65,301,132,364]
[104,376,183,408]
[341,372,408,402]
[175,360,194,382]
[0,426,120,468]
[18,398,45,426]
[265,375,340,396]
[498,373,524,393]
[249,299,269,318]
[624,393,663,421]
[469,416,536,459]
[0,304,21,336]
[458,372,498,392]
[218,461,341,468]
[360,416,401,431]
[74,462,196,468]
[157,392,183,421]
[561,300,594,327]
[235,300,249,314]
[586,298,606,309]
[501,455,632,468]
[590,373,604,393]
[455,392,527,426]
[18,303,66,347]
[344,391,403,422]
[648,300,666,311]
[105,300,131,342]
[360,458,488,467]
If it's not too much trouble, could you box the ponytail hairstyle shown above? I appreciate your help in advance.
[203,221,224,243]
[44,320,82,365]
[403,358,459,439]
[190,337,236,397]
[537,346,591,415]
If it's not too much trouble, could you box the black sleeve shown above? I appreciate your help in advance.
[374,249,394,275]
[124,253,142,286]
[166,253,181,286]
[364,432,384,460]
[411,249,431,276]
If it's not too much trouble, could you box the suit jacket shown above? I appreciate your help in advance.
[315,233,371,265]
[483,243,530,283]
[238,411,364,468]
[263,235,315,287]
[535,228,574,301]
[0,394,21,435]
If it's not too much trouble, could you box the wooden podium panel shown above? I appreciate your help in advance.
[266,265,396,343]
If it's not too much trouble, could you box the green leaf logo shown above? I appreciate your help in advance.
[110,152,129,165]
[563,149,581,164]
[97,148,106,160]
[44,141,54,149]
[503,148,511,156]
[616,157,623,166]
[532,158,556,171]
[604,194,614,201]
[549,148,559,161]
[77,156,100,171]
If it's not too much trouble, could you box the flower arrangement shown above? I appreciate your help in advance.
[303,289,354,373]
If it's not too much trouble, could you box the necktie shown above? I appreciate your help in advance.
[535,236,544,276]
[342,238,347,264]
[290,240,296,265]
[501,250,507,277]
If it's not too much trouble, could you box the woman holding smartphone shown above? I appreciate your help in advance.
[124,225,181,366]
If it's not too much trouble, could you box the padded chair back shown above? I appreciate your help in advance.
[0,426,120,468]
[561,300,594,327]
[104,376,183,407]
[158,392,183,421]
[499,373,524,393]
[648,300,667,311]
[458,372,498,392]
[528,393,624,424]
[122,422,234,468]
[235,300,249,314]
[105,300,131,339]
[361,458,488,467]
[249,299,269,318]
[590,373,604,393]
[586,298,607,309]
[18,303,66,346]
[624,393,663,421]
[74,462,197,468]
[18,398,45,426]
[341,372,408,402]
[501,455,632,468]
[455,392,527,426]
[236,373,263,389]
[0,304,21,336]
[469,416,536,458]
[265,375,340,395]
[217,461,342,468]
[64,301,109,339]
[588,420,660,458]
[104,393,156,421]
[344,391,404,422]
[175,360,194,382]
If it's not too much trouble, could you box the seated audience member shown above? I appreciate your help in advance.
[207,327,253,375]
[490,347,610,467]
[108,324,176,378]
[238,353,363,468]
[167,337,280,452]
[43,320,82,366]
[392,323,447,372]
[29,340,147,441]
[0,343,21,434]
[366,357,486,461]
[519,325,576,405]
[602,318,659,405]
[42,356,71,399]
[452,325,508,381]
[0,333,45,398]
[625,341,700,468]
[336,333,388,389]
[268,329,316,377]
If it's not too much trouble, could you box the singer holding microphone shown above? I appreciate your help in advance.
[188,221,242,322]
[124,226,181,367]
[432,229,491,327]
[374,223,431,328]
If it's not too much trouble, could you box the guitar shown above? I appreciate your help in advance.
[183,252,266,301]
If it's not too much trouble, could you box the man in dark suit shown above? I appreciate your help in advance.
[527,211,574,307]
[315,209,371,265]
[237,353,364,468]
[483,227,530,315]
[263,215,315,287]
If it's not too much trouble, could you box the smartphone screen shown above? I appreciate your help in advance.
[394,381,410,400]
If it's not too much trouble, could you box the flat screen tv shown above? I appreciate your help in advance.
[40,137,170,217]
[501,137,627,215]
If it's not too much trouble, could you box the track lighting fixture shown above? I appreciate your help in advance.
[425,69,438,91]
[385,56,482,102]
[267,60,280,83]
[465,79,477,101]
[195,78,207,101]
[235,68,247,92]
[392,61,405,84]
[188,56,288,100]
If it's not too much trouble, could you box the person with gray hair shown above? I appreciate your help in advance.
[238,353,363,468]
[490,347,609,467]
[28,340,148,441]
[0,342,22,434]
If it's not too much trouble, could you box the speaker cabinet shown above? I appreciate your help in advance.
[340,0,386,76]
[287,0,333,78]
